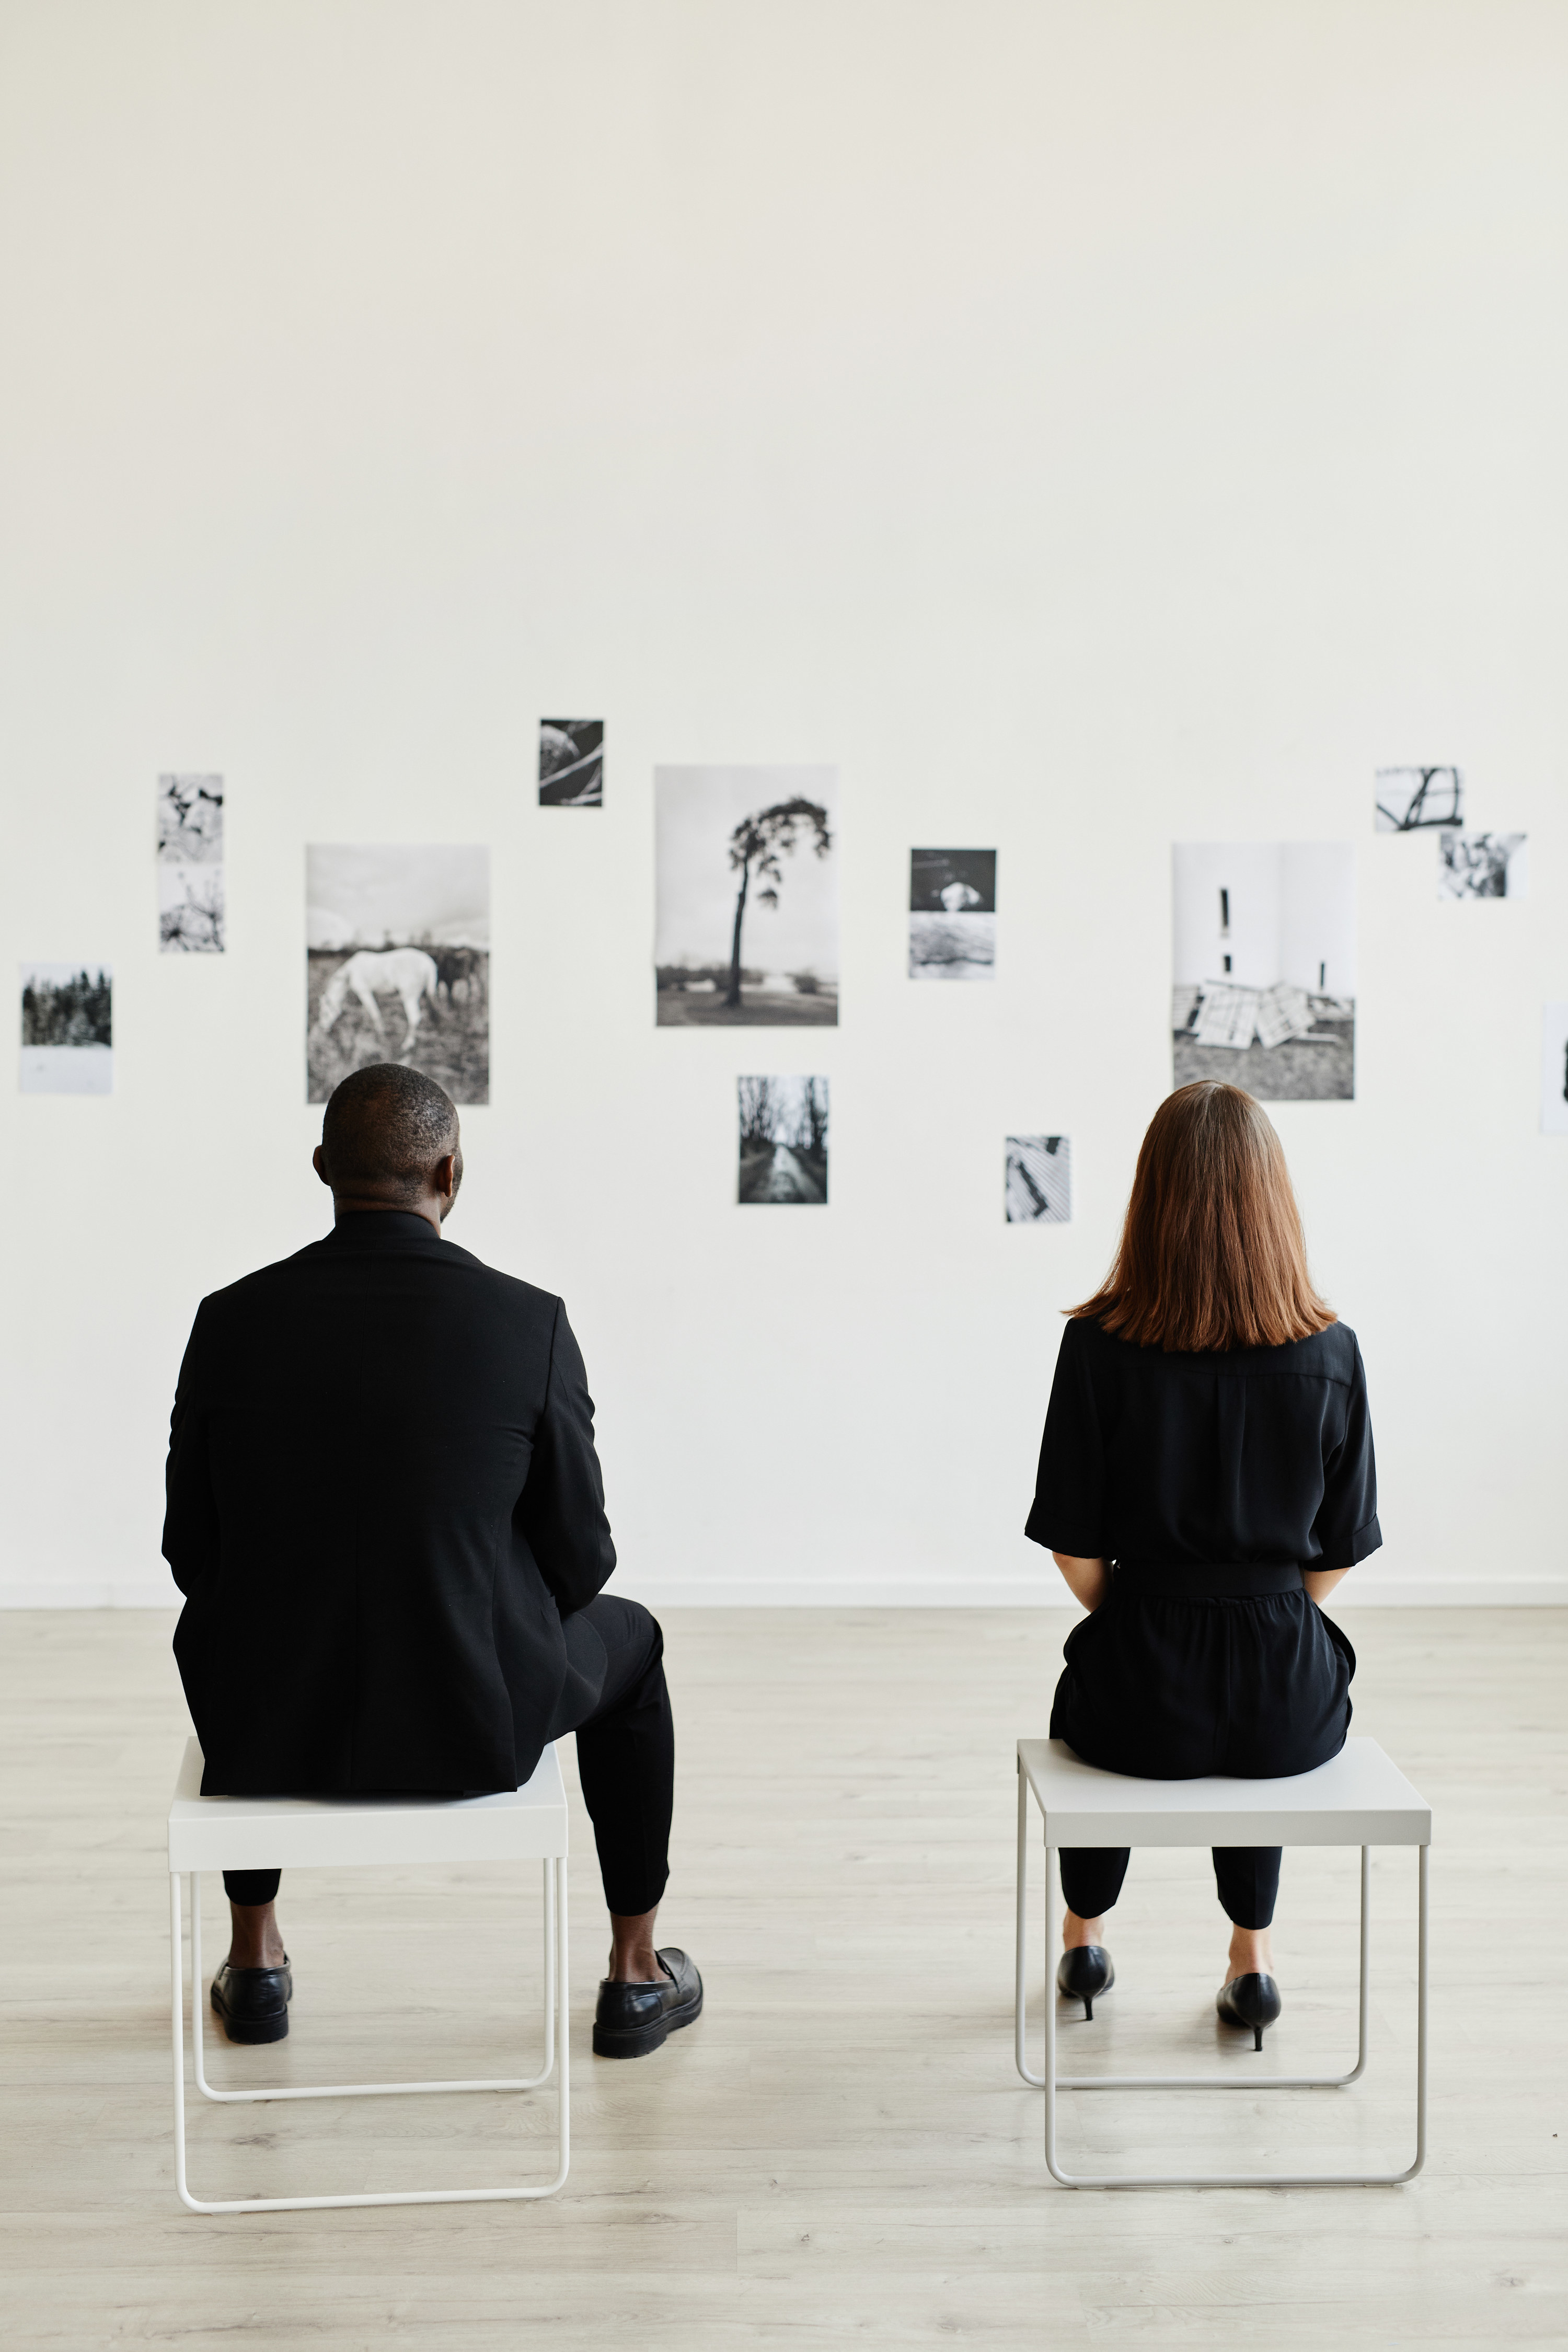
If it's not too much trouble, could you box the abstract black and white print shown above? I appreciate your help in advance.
[1540,1006,1568,1137]
[1375,767,1462,832]
[306,846,490,1104]
[908,849,996,980]
[1438,831,1528,900]
[656,766,837,1025]
[539,720,603,808]
[1005,1135,1070,1223]
[157,774,224,952]
[20,963,112,1094]
[1172,844,1355,1101]
[738,1076,829,1203]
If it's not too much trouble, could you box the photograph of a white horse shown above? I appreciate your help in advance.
[306,845,489,1104]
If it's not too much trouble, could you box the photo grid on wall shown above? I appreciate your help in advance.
[738,1077,828,1203]
[1172,843,1355,1101]
[306,845,490,1104]
[158,774,225,952]
[656,767,837,1025]
[20,964,112,1094]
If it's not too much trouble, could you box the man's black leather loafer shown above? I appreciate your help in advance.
[210,1957,293,2045]
[592,1948,702,2058]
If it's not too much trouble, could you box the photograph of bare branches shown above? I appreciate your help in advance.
[1005,1135,1070,1223]
[1375,767,1462,832]
[306,846,489,1104]
[158,774,224,952]
[909,849,996,979]
[1172,844,1355,1101]
[1438,831,1528,899]
[655,766,837,1025]
[738,1077,829,1203]
[539,720,603,808]
[20,963,112,1094]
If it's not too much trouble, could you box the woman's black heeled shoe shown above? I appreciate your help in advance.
[1216,1972,1283,2051]
[1056,1945,1114,2020]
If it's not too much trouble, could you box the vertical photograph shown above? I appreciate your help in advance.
[737,1076,829,1204]
[1438,831,1528,900]
[1172,843,1355,1100]
[1374,767,1462,832]
[20,964,112,1094]
[157,773,225,952]
[306,846,490,1104]
[538,719,603,808]
[655,766,837,1024]
[1005,1135,1070,1223]
[1539,1006,1568,1136]
[908,848,996,980]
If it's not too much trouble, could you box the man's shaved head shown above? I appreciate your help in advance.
[319,1064,460,1207]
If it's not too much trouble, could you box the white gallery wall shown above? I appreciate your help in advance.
[1,0,1564,1607]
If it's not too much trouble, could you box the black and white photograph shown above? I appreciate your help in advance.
[908,848,996,980]
[20,963,112,1094]
[1005,1134,1070,1223]
[1375,766,1462,832]
[738,1076,829,1204]
[157,773,225,952]
[306,845,489,1104]
[1172,843,1355,1100]
[1438,831,1528,900]
[1541,1005,1568,1137]
[656,765,837,1025]
[539,720,603,808]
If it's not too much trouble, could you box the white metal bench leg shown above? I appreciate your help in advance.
[171,1861,571,2212]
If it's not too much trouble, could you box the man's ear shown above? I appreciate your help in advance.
[312,1145,331,1188]
[434,1152,457,1200]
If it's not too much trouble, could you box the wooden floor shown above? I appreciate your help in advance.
[1,1605,1564,2349]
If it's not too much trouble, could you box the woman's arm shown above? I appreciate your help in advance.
[1302,1565,1352,1607]
[1052,1553,1110,1612]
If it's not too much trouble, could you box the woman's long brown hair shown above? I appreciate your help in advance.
[1071,1081,1335,1352]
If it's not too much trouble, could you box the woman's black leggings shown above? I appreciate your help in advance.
[1061,1844,1281,1930]
[223,1595,675,1920]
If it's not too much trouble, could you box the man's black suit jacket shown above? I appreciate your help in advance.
[163,1212,616,1795]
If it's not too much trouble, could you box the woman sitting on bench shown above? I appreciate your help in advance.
[1027,1079,1379,2048]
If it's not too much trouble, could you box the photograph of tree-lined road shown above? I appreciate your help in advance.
[738,1076,829,1204]
[656,766,838,1025]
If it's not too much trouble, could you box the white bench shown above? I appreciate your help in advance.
[167,1736,570,2214]
[1015,1735,1431,2188]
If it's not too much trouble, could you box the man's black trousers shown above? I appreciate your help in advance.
[223,1595,673,1918]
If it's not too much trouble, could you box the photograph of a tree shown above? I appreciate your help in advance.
[724,799,832,1009]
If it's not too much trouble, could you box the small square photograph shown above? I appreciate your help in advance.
[908,849,996,981]
[1541,1006,1568,1136]
[539,720,603,809]
[738,1076,828,1204]
[306,846,489,1104]
[1172,844,1355,1101]
[20,964,112,1094]
[1005,1135,1070,1223]
[1438,831,1528,900]
[157,774,225,952]
[1375,767,1462,832]
[656,767,837,1025]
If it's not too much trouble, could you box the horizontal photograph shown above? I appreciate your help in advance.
[656,766,837,1025]
[539,719,603,808]
[1172,843,1355,1101]
[306,845,489,1103]
[20,963,112,1094]
[1005,1134,1070,1223]
[1438,831,1527,900]
[738,1076,828,1204]
[909,848,996,981]
[1374,767,1461,832]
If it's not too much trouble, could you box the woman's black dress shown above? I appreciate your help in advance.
[1026,1313,1380,1927]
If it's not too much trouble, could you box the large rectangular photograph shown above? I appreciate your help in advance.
[656,766,837,1025]
[306,846,490,1104]
[158,773,225,952]
[20,963,112,1094]
[738,1076,829,1203]
[909,849,996,980]
[1172,844,1355,1100]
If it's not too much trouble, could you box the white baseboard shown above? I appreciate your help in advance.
[2,1574,1564,1611]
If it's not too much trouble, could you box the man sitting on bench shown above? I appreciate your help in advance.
[163,1061,700,2061]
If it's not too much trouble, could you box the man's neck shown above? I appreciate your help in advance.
[332,1197,443,1237]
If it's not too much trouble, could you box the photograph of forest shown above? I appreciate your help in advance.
[737,1076,829,1203]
